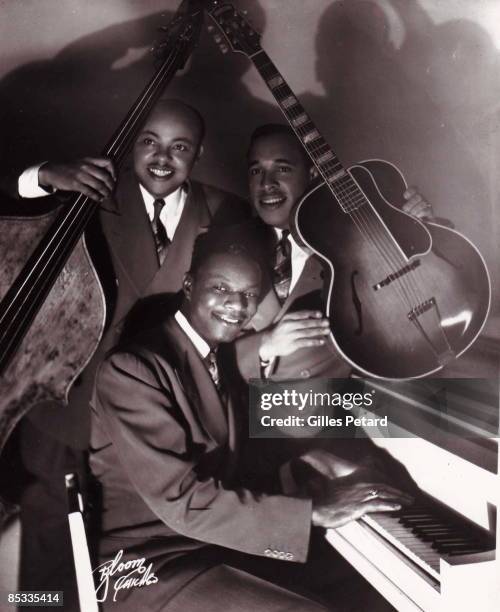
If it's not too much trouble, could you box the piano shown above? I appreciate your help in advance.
[326,373,499,611]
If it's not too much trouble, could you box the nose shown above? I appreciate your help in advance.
[156,145,172,163]
[225,291,247,312]
[260,169,277,190]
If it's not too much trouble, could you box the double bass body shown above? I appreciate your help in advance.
[0,209,105,450]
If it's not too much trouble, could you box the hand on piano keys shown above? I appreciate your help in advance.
[309,477,415,530]
[291,448,415,529]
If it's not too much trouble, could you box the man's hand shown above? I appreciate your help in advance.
[258,310,330,362]
[311,477,413,529]
[403,187,434,219]
[38,157,116,202]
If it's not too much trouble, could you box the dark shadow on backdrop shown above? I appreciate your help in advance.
[297,0,499,320]
[0,1,283,213]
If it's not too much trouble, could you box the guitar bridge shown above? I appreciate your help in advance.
[408,297,435,320]
[374,259,421,291]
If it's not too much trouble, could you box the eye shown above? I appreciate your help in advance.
[249,167,261,176]
[245,291,259,299]
[214,284,228,293]
[143,137,155,146]
[173,143,188,152]
[278,165,292,173]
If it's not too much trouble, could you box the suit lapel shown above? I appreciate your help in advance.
[101,167,159,298]
[164,318,228,446]
[278,256,323,315]
[250,256,323,331]
[148,181,211,295]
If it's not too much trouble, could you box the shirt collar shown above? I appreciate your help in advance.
[174,310,211,359]
[140,183,186,221]
[273,226,308,255]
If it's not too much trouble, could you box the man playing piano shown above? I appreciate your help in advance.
[3,100,250,605]
[89,227,413,611]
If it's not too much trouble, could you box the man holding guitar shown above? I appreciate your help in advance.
[235,123,433,384]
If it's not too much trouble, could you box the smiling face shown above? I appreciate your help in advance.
[183,251,262,348]
[133,101,203,198]
[248,132,313,229]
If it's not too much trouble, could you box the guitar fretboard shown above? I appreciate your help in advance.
[252,50,363,213]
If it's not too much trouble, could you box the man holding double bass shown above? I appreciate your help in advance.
[2,98,249,605]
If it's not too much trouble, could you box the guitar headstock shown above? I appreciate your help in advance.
[153,0,203,68]
[205,1,262,57]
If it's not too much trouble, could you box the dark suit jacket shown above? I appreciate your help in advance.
[89,317,312,563]
[96,166,250,348]
[0,172,19,198]
[51,169,251,449]
[235,222,351,381]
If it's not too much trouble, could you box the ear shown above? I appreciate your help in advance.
[183,273,193,300]
[195,144,204,161]
[309,165,319,181]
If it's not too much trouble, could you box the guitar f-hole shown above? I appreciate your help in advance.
[350,270,363,336]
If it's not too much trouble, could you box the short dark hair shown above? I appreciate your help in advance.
[155,98,206,143]
[247,123,311,166]
[189,224,265,277]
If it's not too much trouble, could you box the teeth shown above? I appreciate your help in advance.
[217,314,241,325]
[149,167,173,177]
[260,195,285,205]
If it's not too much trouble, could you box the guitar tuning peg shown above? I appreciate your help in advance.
[207,24,214,33]
[219,44,229,54]
[214,34,222,43]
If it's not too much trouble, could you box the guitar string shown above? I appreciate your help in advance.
[265,70,421,314]
[250,46,443,355]
[267,70,429,315]
[241,45,425,318]
[269,94,417,316]
[0,44,185,356]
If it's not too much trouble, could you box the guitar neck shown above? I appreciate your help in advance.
[251,50,360,212]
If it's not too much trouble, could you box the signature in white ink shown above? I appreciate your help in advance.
[93,549,158,602]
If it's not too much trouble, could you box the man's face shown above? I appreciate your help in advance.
[183,252,261,347]
[133,103,203,198]
[248,132,312,229]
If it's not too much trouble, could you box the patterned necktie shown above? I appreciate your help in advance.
[205,351,220,389]
[273,229,292,303]
[152,198,170,265]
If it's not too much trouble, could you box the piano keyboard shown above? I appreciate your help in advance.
[327,494,497,611]
[362,499,494,583]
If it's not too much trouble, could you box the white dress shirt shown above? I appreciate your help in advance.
[174,310,210,359]
[274,227,311,294]
[18,163,49,198]
[139,183,187,241]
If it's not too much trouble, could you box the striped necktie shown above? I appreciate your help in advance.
[273,229,292,303]
[152,198,170,265]
[205,351,220,389]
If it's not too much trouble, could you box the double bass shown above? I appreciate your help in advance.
[0,0,203,454]
[206,1,491,380]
